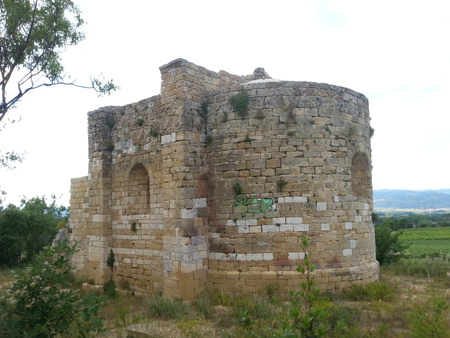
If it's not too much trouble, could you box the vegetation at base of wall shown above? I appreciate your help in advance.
[145,293,187,319]
[375,225,408,265]
[0,197,68,267]
[2,257,449,337]
[0,240,106,337]
[104,279,117,299]
[229,90,249,117]
[343,282,395,302]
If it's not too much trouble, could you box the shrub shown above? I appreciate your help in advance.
[149,129,159,138]
[0,240,105,337]
[104,279,117,299]
[375,226,408,265]
[229,90,249,117]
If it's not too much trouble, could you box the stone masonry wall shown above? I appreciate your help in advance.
[69,58,378,300]
[205,80,377,294]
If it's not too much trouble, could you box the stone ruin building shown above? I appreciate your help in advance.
[68,58,379,300]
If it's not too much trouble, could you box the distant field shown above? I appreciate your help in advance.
[399,227,450,256]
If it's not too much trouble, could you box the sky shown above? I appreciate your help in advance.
[1,0,449,206]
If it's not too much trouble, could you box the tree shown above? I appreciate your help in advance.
[0,0,117,122]
[0,196,67,266]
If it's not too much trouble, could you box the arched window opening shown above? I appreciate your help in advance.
[351,152,372,199]
[126,163,150,215]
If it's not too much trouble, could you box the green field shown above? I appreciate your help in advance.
[399,227,450,256]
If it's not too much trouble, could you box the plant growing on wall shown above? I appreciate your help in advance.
[105,140,115,151]
[149,129,159,138]
[205,135,213,146]
[255,111,265,120]
[277,178,288,192]
[243,134,252,143]
[221,111,228,123]
[107,249,115,275]
[200,100,209,121]
[229,91,249,117]
[232,182,243,196]
[136,118,144,127]
[106,117,115,129]
[349,124,358,136]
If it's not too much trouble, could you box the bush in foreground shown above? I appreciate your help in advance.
[0,240,105,337]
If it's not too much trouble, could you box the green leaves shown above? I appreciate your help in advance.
[0,196,67,267]
[229,90,249,117]
[375,225,408,265]
[3,240,106,337]
[0,0,117,121]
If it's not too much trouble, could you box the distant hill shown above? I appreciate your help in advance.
[374,189,450,209]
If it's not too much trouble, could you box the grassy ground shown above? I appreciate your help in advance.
[2,227,450,338]
[1,261,449,337]
[399,227,450,256]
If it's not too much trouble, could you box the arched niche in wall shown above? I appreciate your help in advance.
[126,163,150,215]
[351,152,372,199]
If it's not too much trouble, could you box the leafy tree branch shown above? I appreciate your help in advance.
[0,0,118,122]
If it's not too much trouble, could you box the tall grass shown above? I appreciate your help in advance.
[144,293,187,319]
[383,256,450,278]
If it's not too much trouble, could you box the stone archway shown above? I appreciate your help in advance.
[126,163,150,215]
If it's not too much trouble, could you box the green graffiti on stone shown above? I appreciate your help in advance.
[234,195,274,214]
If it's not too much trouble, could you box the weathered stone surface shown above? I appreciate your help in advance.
[69,58,378,300]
